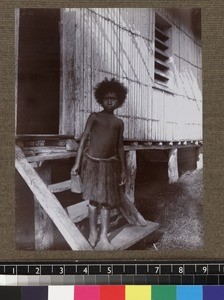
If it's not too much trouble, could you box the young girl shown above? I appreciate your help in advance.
[71,78,128,250]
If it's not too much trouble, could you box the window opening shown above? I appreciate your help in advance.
[154,13,172,87]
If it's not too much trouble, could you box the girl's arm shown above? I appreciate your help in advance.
[117,120,126,185]
[71,113,96,175]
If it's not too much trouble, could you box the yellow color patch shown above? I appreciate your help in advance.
[126,285,151,300]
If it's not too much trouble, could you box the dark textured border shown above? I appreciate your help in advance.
[0,0,223,261]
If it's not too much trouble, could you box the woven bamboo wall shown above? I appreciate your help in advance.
[60,8,202,141]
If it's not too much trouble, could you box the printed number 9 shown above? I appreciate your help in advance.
[203,266,207,273]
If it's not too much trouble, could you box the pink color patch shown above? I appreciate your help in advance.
[75,286,100,300]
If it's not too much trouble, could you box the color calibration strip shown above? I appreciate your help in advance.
[0,285,224,300]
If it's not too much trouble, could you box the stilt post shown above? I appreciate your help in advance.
[125,148,137,203]
[196,146,203,170]
[34,164,54,250]
[168,148,179,183]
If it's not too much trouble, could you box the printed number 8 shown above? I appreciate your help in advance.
[179,267,184,274]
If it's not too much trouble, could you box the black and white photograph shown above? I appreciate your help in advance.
[15,8,203,251]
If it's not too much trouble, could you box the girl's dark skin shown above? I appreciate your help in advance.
[71,92,126,250]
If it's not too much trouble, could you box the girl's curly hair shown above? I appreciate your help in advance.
[94,78,128,107]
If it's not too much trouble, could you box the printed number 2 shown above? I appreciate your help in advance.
[36,267,40,275]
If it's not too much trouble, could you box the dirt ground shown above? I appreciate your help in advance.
[135,168,203,250]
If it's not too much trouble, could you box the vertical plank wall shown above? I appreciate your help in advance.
[60,8,202,142]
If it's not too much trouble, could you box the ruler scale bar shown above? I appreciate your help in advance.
[0,261,223,285]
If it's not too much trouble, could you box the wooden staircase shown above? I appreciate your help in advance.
[16,145,159,251]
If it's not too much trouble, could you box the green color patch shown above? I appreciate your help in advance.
[152,286,176,300]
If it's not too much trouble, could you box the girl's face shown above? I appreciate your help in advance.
[101,92,119,112]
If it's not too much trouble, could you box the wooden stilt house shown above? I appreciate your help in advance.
[15,8,202,250]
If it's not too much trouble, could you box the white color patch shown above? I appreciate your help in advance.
[48,286,74,300]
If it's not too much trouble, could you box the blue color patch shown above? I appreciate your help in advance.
[177,286,202,300]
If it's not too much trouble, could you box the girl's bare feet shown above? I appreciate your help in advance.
[95,237,114,250]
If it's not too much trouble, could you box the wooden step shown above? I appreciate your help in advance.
[67,200,159,250]
[48,180,71,193]
[108,221,159,250]
[67,200,89,223]
[67,200,159,248]
[27,152,76,163]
